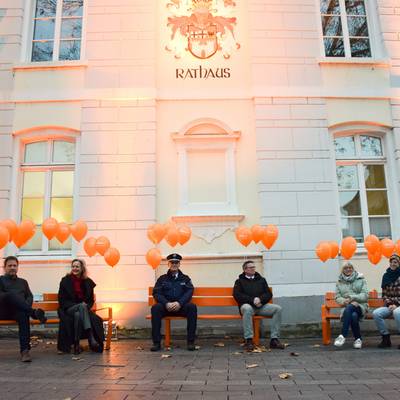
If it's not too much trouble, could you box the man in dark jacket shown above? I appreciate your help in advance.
[151,253,197,351]
[233,260,284,351]
[0,256,47,362]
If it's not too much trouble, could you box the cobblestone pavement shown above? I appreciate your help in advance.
[1,337,400,400]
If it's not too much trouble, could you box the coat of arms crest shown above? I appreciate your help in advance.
[166,0,240,59]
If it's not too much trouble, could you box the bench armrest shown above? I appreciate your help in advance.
[93,306,113,321]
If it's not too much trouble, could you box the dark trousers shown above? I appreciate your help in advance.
[341,304,362,339]
[151,302,197,344]
[0,293,33,352]
[66,303,92,342]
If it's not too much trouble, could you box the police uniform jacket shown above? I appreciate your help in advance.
[153,270,194,307]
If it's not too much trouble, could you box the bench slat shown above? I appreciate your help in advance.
[148,287,234,296]
[148,297,238,306]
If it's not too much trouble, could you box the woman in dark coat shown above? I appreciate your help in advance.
[57,259,104,354]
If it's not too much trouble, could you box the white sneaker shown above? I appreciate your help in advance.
[334,334,346,347]
[353,338,362,349]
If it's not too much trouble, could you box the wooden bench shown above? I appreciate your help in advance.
[0,293,113,350]
[321,290,384,345]
[146,287,273,347]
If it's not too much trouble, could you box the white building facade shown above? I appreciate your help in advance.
[0,0,400,328]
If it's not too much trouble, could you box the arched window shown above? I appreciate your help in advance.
[334,133,391,242]
[19,137,76,253]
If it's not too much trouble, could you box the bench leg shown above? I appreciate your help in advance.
[321,305,331,345]
[253,319,260,346]
[164,319,171,347]
[105,308,113,350]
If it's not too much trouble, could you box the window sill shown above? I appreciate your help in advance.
[12,60,88,72]
[172,214,244,223]
[317,57,390,67]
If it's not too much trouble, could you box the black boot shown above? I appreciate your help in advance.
[87,329,100,352]
[73,341,81,355]
[150,342,161,352]
[378,334,391,348]
[244,338,254,352]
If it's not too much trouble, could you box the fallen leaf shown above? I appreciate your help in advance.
[165,347,171,351]
[290,352,300,357]
[136,346,144,350]
[46,341,55,345]
[279,373,293,379]
[214,342,225,347]
[312,344,320,348]
[232,351,242,355]
[195,345,201,350]
[63,398,72,400]
[251,348,262,353]
[246,363,259,369]
[161,354,171,359]
[72,357,81,361]
[224,335,231,339]
[284,343,290,347]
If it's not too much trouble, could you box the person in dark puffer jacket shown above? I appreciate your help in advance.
[150,253,197,351]
[233,260,284,351]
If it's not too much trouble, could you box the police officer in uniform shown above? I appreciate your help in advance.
[150,253,197,351]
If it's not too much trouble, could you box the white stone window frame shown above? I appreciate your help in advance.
[171,119,241,218]
[10,127,81,259]
[316,0,385,61]
[331,124,399,245]
[20,0,87,64]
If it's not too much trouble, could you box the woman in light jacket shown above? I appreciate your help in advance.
[334,262,368,349]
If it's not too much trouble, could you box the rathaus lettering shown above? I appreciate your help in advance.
[176,66,231,79]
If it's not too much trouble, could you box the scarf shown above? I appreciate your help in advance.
[339,271,357,283]
[381,267,400,288]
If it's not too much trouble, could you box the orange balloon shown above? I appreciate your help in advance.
[95,236,111,256]
[235,226,252,247]
[261,224,279,249]
[1,219,18,242]
[340,236,357,260]
[251,225,264,244]
[56,222,70,243]
[329,241,339,259]
[84,237,97,257]
[381,238,395,258]
[13,221,35,248]
[395,240,400,257]
[0,226,10,249]
[146,248,162,269]
[178,225,192,245]
[42,218,59,240]
[316,241,331,262]
[70,220,88,242]
[368,250,382,265]
[165,227,179,247]
[364,234,380,254]
[104,247,120,267]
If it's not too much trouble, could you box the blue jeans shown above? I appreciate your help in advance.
[341,304,362,339]
[373,306,400,335]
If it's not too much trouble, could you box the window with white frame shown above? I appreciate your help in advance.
[31,0,84,62]
[334,134,391,242]
[20,139,75,253]
[320,0,371,58]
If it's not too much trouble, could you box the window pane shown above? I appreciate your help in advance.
[35,0,57,17]
[345,0,366,15]
[365,165,386,189]
[334,136,355,158]
[341,218,363,242]
[321,16,342,36]
[366,191,389,215]
[369,217,391,239]
[347,16,368,37]
[360,136,382,157]
[337,166,358,189]
[53,141,75,163]
[61,18,82,39]
[33,19,55,40]
[62,0,83,16]
[49,236,72,251]
[32,41,53,61]
[350,38,371,57]
[24,142,48,163]
[21,199,44,224]
[22,172,45,197]
[21,230,43,251]
[339,191,361,216]
[320,0,340,14]
[324,38,345,57]
[59,40,81,60]
[51,171,74,196]
[51,198,73,223]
